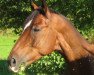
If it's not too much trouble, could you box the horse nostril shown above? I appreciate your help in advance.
[11,58,16,64]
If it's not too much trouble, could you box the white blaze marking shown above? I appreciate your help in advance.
[24,20,32,30]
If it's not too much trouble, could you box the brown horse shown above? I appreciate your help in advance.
[8,0,94,75]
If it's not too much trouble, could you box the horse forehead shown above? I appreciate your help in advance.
[33,15,46,25]
[23,14,46,32]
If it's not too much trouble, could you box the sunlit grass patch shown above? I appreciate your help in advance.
[0,35,18,59]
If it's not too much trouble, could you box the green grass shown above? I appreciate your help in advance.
[0,34,22,75]
[0,35,18,59]
[0,35,19,75]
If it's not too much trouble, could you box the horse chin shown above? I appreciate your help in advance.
[9,66,19,73]
[9,65,26,73]
[9,64,26,73]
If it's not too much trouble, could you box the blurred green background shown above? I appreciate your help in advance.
[0,0,94,75]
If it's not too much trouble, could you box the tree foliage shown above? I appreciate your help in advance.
[0,0,31,34]
[0,0,94,33]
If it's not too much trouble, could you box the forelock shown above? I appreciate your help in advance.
[23,10,39,30]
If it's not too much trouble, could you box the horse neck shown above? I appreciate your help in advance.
[55,14,94,75]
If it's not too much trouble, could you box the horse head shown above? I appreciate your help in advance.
[8,0,61,72]
[8,0,94,74]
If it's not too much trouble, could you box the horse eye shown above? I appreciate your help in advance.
[33,28,40,32]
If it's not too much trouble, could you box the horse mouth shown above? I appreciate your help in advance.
[9,66,19,73]
[9,63,25,73]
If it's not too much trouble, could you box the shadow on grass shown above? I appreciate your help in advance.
[0,60,14,75]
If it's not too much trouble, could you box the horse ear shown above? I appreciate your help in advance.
[40,0,51,18]
[30,0,39,10]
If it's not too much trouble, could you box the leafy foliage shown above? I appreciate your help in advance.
[0,0,31,34]
[25,52,66,75]
[0,0,94,34]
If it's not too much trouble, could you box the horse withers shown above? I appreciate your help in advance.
[8,0,94,75]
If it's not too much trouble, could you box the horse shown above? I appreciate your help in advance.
[8,0,94,75]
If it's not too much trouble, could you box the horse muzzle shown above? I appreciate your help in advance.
[9,66,19,73]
